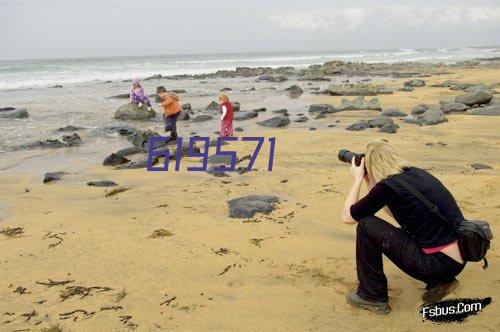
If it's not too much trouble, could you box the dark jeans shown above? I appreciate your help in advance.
[163,112,180,141]
[356,216,465,302]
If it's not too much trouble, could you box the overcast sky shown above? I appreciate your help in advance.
[1,0,499,60]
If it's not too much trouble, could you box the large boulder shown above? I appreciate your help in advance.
[466,104,500,116]
[339,96,381,111]
[114,103,156,121]
[411,104,439,116]
[455,88,493,106]
[285,85,304,96]
[227,195,279,218]
[325,83,393,96]
[404,108,448,126]
[234,110,258,121]
[439,101,469,113]
[257,115,290,128]
[127,129,163,149]
[0,107,29,119]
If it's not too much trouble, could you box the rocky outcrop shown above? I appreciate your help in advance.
[114,103,156,121]
[19,133,82,150]
[127,129,163,149]
[466,104,500,116]
[324,83,393,96]
[411,104,440,116]
[308,104,339,114]
[285,85,304,96]
[346,117,399,133]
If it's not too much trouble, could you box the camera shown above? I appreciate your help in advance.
[338,149,365,166]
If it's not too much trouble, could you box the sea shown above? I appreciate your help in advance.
[1,47,499,90]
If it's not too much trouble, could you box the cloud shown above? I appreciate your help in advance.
[270,6,500,31]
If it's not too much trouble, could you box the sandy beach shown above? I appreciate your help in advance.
[1,64,499,332]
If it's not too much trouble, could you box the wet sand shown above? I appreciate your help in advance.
[0,68,499,331]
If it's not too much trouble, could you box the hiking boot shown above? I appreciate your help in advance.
[346,291,390,315]
[422,278,459,303]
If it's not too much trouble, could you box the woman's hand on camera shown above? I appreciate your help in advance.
[350,156,365,182]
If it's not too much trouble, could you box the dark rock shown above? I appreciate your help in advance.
[181,103,192,111]
[314,114,327,119]
[294,116,309,123]
[439,101,468,113]
[466,104,500,116]
[103,153,130,166]
[308,104,339,114]
[61,133,82,146]
[115,146,144,157]
[50,85,63,88]
[171,141,200,160]
[143,74,163,80]
[169,89,186,94]
[381,108,407,117]
[272,109,288,115]
[220,87,232,91]
[285,84,304,96]
[55,125,85,132]
[192,115,214,122]
[455,88,493,106]
[232,102,241,112]
[404,79,426,87]
[114,103,156,121]
[234,110,258,121]
[227,195,279,218]
[257,115,290,128]
[235,127,244,132]
[404,108,448,126]
[471,163,493,170]
[309,127,317,131]
[127,129,163,149]
[397,86,414,92]
[346,117,399,133]
[0,107,29,119]
[252,107,267,112]
[87,180,118,187]
[411,104,439,116]
[43,172,67,184]
[102,125,137,136]
[178,110,190,120]
[116,156,158,169]
[207,166,229,177]
[108,93,130,99]
[206,101,220,110]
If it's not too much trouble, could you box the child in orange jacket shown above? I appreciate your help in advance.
[157,87,181,142]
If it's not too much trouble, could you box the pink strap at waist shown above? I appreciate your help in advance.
[422,240,458,254]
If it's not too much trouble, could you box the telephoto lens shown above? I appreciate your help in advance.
[338,149,365,166]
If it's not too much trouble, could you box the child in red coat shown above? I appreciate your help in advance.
[219,94,234,137]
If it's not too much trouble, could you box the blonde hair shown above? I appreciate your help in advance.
[219,94,229,102]
[365,140,410,183]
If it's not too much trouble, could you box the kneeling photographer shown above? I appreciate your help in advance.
[340,140,469,314]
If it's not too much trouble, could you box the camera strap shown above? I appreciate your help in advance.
[391,178,453,227]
